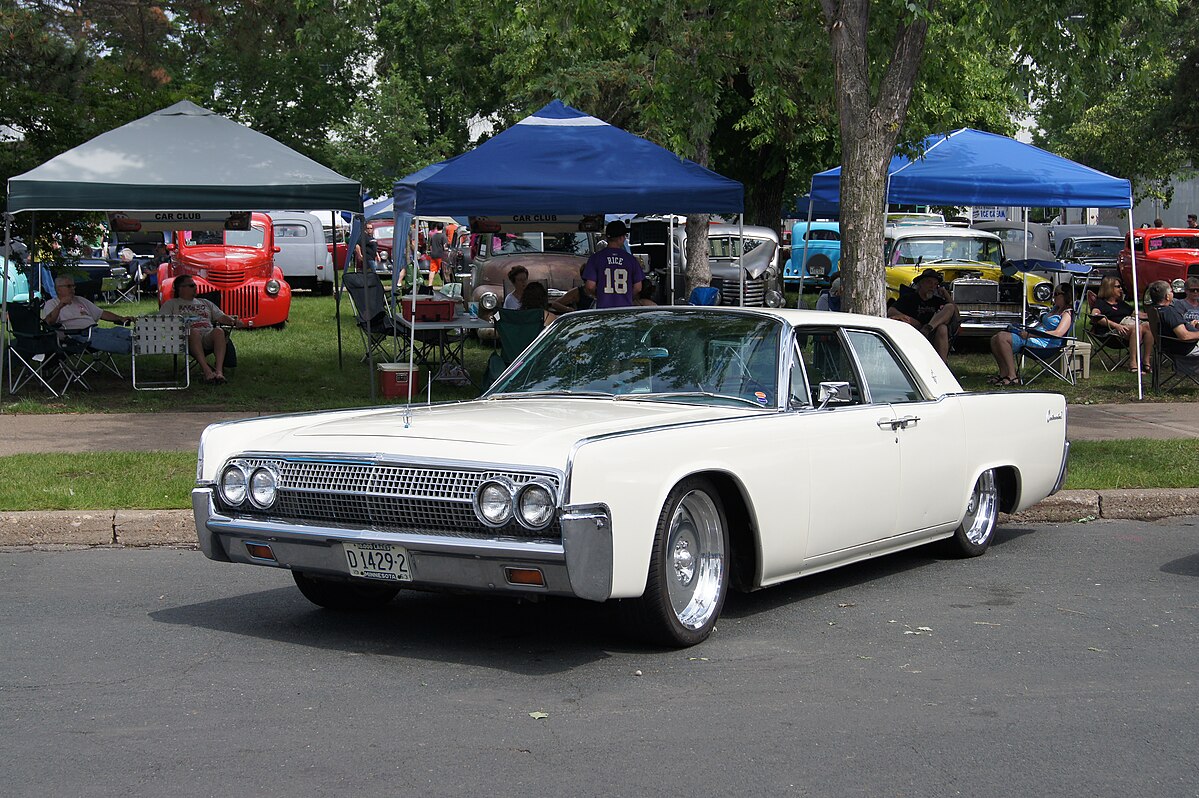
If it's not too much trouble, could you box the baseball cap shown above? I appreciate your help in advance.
[605,220,629,238]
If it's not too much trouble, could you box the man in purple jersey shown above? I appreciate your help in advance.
[583,220,644,308]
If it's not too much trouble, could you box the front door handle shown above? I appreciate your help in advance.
[896,415,921,429]
[877,418,900,431]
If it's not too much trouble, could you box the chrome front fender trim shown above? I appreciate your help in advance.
[1051,439,1071,496]
[560,504,613,602]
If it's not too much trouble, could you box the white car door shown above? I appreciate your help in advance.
[843,329,966,533]
[792,328,902,559]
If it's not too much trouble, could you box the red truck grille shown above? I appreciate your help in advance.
[206,269,248,288]
[218,287,260,320]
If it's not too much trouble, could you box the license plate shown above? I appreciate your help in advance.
[343,542,412,582]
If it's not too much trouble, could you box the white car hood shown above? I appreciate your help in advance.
[206,398,755,473]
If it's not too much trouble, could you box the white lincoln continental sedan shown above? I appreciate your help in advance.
[193,307,1069,646]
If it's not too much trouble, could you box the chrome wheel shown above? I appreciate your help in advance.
[628,477,730,647]
[950,469,999,557]
[666,489,726,631]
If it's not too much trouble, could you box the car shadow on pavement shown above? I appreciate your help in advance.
[150,585,643,673]
[1160,552,1199,577]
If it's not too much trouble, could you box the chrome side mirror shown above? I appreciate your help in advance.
[817,381,852,409]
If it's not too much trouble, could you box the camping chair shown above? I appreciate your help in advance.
[132,314,190,390]
[1019,326,1080,386]
[4,300,81,396]
[687,286,720,306]
[108,263,142,303]
[1084,290,1130,372]
[342,271,403,363]
[483,308,545,389]
[1147,305,1199,393]
[59,322,126,383]
[183,291,239,376]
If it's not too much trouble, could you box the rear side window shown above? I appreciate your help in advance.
[844,330,923,403]
[275,224,309,239]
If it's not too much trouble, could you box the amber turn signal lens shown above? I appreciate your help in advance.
[504,567,545,587]
[245,542,275,561]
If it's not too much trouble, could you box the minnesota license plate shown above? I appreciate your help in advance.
[343,542,412,582]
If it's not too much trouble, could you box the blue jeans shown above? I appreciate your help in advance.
[70,327,132,354]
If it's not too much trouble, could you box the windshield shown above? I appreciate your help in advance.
[488,310,782,407]
[890,235,1002,266]
[1147,235,1199,251]
[708,236,767,259]
[484,232,593,257]
[1072,239,1122,257]
[373,225,395,239]
[182,226,266,248]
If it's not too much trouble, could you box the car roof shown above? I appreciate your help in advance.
[886,225,1001,241]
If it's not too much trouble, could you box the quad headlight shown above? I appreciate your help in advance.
[473,477,558,530]
[474,477,516,527]
[248,466,279,509]
[516,480,557,531]
[219,463,249,506]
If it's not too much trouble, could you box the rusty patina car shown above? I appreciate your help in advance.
[466,228,596,317]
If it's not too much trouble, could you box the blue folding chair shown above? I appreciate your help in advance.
[688,286,720,306]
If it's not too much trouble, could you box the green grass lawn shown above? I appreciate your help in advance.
[4,289,1193,415]
[2,440,1192,511]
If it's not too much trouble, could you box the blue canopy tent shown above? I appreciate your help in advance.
[392,100,743,288]
[802,128,1148,395]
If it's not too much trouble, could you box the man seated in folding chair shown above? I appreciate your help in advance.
[1147,280,1199,389]
[988,282,1076,386]
[1087,276,1152,374]
[41,276,134,373]
[159,275,250,384]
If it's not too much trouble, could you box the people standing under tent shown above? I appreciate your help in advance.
[362,230,378,274]
[1187,213,1198,229]
[428,222,448,281]
[583,220,644,308]
[503,265,529,310]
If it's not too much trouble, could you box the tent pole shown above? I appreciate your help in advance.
[668,215,675,304]
[738,213,745,306]
[332,210,343,370]
[1021,210,1029,327]
[1,213,12,396]
[799,191,815,306]
[1127,205,1142,400]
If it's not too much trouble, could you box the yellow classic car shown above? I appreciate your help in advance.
[885,225,1055,336]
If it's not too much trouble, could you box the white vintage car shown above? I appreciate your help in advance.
[193,307,1069,646]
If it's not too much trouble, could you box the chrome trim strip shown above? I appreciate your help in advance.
[1051,439,1070,496]
[195,488,565,561]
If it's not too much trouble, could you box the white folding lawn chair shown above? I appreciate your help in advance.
[132,314,190,390]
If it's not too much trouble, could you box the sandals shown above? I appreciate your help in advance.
[990,376,1022,387]
[986,374,1005,385]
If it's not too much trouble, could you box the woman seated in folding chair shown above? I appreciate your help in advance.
[41,275,134,352]
[159,275,250,384]
[988,282,1075,387]
[1089,275,1153,374]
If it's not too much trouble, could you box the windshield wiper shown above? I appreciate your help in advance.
[617,391,767,408]
[487,390,616,400]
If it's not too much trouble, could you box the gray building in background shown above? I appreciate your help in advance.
[1095,171,1199,227]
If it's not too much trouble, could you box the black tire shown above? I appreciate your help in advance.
[627,477,730,647]
[946,469,999,557]
[292,571,401,610]
[317,280,334,296]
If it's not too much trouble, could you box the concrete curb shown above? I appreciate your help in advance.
[1,488,1196,548]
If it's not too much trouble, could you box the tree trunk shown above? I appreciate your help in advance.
[821,0,931,317]
[685,137,713,297]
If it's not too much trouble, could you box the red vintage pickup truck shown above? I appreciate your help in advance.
[1117,228,1199,298]
[158,212,292,327]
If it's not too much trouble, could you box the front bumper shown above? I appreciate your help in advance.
[192,488,613,601]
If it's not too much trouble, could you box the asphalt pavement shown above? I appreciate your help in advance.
[0,402,1196,547]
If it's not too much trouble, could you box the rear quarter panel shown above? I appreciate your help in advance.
[955,391,1068,513]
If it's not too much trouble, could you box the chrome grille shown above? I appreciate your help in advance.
[716,276,766,306]
[225,457,561,540]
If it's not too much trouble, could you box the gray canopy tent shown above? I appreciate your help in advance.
[3,100,363,390]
